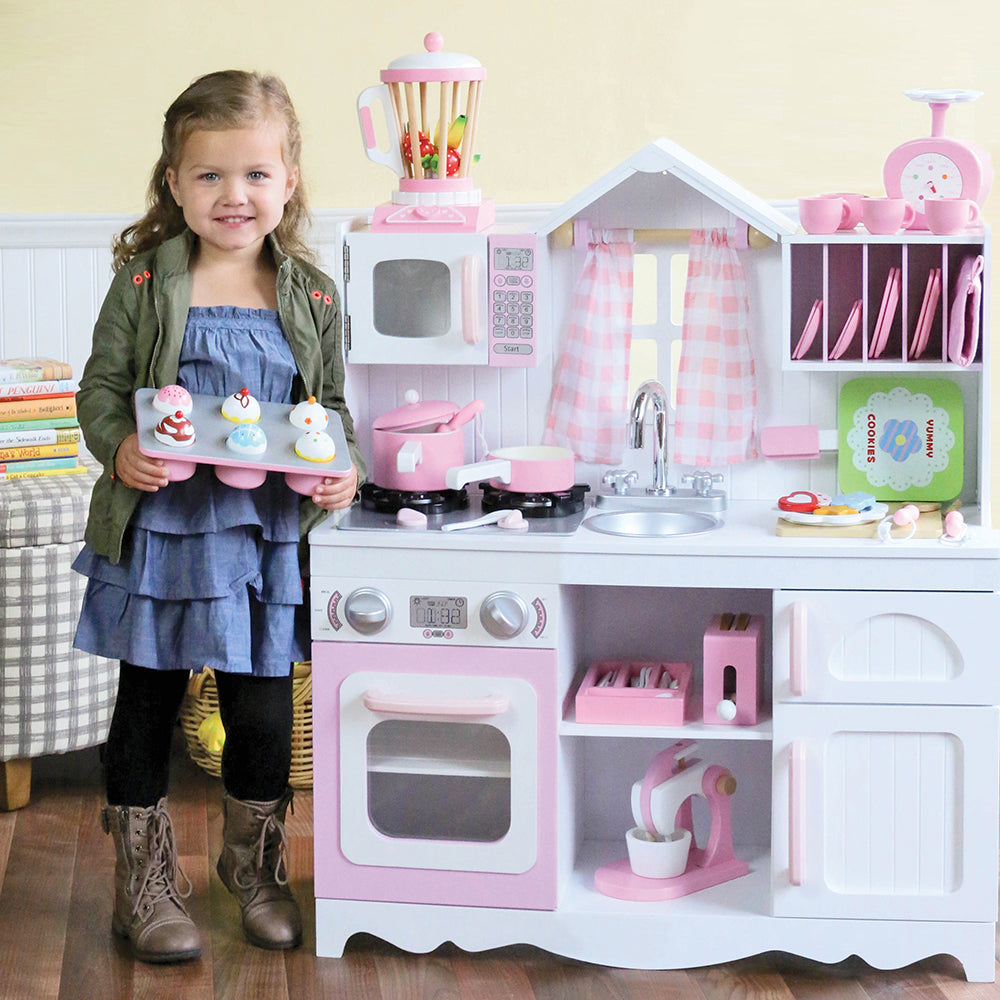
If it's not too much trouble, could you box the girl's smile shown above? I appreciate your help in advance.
[166,125,298,260]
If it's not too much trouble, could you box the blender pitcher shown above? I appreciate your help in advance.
[357,32,494,232]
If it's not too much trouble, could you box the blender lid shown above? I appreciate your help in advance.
[372,393,459,432]
[381,32,486,82]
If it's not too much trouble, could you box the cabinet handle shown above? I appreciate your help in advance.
[363,689,509,717]
[789,742,805,887]
[789,601,806,697]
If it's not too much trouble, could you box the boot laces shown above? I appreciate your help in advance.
[133,802,192,918]
[234,800,291,891]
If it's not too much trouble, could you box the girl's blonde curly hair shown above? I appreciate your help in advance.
[112,70,314,271]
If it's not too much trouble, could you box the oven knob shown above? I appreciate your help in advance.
[343,587,392,635]
[479,591,529,640]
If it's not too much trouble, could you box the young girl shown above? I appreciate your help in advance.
[73,70,362,964]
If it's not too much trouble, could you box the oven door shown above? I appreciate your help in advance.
[345,232,488,365]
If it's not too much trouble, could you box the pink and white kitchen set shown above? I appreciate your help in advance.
[304,36,1000,981]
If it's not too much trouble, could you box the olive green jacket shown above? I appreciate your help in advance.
[76,229,365,564]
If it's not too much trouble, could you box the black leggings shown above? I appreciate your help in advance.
[104,661,294,806]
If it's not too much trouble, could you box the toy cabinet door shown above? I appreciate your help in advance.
[773,590,1000,706]
[771,703,999,921]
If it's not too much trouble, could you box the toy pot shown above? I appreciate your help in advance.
[371,393,483,492]
[444,445,577,493]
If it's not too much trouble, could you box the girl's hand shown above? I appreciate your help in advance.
[114,432,169,491]
[310,464,359,511]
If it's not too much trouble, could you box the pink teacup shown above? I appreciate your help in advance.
[925,198,982,235]
[798,196,850,235]
[821,192,865,230]
[862,198,917,235]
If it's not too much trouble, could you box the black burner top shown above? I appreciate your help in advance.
[360,483,470,516]
[480,482,590,518]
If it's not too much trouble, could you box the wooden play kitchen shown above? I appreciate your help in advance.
[307,48,999,983]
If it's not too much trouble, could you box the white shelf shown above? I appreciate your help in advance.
[367,752,510,778]
[560,708,772,741]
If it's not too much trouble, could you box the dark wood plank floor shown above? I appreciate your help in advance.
[1,732,997,1000]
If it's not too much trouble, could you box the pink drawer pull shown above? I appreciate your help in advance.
[363,689,509,717]
[789,742,805,887]
[789,601,806,697]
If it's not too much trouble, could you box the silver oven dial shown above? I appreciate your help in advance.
[479,591,529,640]
[343,587,392,635]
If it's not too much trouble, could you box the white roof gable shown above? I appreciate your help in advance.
[537,137,797,241]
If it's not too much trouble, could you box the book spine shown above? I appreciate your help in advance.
[0,397,77,421]
[0,426,81,448]
[0,456,79,472]
[0,416,79,432]
[0,442,78,462]
[0,380,77,399]
[0,463,87,481]
[0,359,74,383]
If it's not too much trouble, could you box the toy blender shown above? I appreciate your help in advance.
[357,32,493,232]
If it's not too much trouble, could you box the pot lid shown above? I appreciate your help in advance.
[372,390,459,432]
[380,32,486,83]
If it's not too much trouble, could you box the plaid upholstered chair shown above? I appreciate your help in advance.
[0,459,117,809]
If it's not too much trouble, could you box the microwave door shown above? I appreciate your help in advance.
[345,232,489,365]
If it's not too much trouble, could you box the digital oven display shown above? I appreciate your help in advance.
[493,246,534,272]
[409,595,468,629]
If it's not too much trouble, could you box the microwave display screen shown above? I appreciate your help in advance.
[493,246,534,272]
[410,595,468,629]
[373,259,450,339]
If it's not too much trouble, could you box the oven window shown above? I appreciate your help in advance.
[373,260,451,339]
[366,720,511,843]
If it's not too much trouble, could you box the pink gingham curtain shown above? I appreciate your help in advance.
[672,228,757,466]
[542,228,634,464]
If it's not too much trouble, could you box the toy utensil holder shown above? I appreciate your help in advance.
[702,613,764,726]
[357,31,494,232]
[594,740,750,902]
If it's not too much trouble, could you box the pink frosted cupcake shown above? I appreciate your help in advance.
[153,384,193,415]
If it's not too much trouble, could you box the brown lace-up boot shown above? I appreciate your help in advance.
[101,798,201,963]
[216,789,302,949]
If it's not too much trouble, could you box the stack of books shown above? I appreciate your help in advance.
[0,357,87,480]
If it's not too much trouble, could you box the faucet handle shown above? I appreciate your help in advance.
[603,468,638,495]
[682,469,724,497]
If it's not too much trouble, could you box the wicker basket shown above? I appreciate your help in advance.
[179,662,313,789]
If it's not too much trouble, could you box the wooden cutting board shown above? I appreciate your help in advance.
[776,508,942,539]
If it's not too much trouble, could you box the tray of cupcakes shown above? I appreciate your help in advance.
[134,385,352,493]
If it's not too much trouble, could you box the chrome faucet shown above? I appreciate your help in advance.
[628,379,673,496]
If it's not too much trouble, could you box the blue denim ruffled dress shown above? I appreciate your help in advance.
[73,307,307,677]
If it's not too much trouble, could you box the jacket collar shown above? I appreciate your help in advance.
[155,228,291,277]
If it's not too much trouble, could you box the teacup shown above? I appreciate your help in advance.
[798,196,850,235]
[925,198,982,235]
[862,197,917,235]
[821,192,865,230]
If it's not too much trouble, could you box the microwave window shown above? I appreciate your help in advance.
[373,259,451,339]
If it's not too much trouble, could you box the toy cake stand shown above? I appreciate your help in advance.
[135,388,352,494]
[595,741,750,902]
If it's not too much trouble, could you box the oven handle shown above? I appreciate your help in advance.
[363,689,509,717]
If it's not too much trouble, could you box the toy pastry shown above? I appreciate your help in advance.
[294,430,336,463]
[153,384,193,415]
[289,395,328,430]
[226,423,268,456]
[154,410,196,447]
[221,387,261,423]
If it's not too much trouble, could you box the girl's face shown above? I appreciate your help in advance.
[165,123,298,261]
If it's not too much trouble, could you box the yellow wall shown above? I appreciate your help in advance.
[3,0,998,218]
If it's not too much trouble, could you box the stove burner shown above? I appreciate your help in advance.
[480,482,590,518]
[360,482,470,516]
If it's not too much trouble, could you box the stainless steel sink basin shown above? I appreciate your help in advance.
[583,509,722,538]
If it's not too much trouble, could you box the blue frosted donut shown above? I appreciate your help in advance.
[878,418,921,463]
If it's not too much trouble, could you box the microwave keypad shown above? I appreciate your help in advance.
[493,284,534,344]
[487,234,538,366]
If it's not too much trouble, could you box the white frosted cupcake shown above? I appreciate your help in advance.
[289,395,328,430]
[294,430,336,463]
[153,384,193,415]
[226,423,267,456]
[221,387,261,423]
[154,410,196,447]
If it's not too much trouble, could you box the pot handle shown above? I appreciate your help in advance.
[445,459,511,490]
[396,439,422,473]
